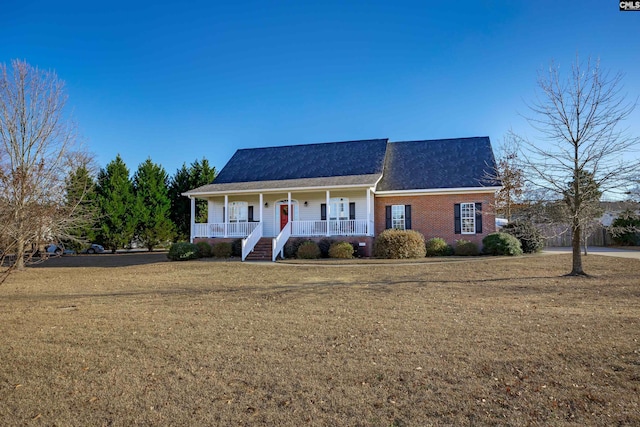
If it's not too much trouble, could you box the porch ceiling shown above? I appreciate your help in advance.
[184,173,381,197]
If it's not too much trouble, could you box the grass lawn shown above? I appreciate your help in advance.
[0,253,639,426]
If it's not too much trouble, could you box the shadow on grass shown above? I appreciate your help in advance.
[28,252,171,269]
[2,274,582,304]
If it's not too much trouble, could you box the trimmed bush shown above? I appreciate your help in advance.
[328,241,354,259]
[296,241,321,259]
[167,242,200,261]
[195,241,213,258]
[454,239,479,256]
[284,238,306,259]
[373,229,426,259]
[318,238,337,258]
[482,233,523,256]
[501,221,545,253]
[212,242,233,258]
[231,239,243,257]
[425,237,453,257]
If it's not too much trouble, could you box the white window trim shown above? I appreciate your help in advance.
[228,201,248,223]
[461,202,476,234]
[391,204,406,230]
[328,197,349,221]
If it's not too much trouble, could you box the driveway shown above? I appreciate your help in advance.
[543,247,640,259]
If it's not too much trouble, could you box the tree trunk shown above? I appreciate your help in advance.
[15,234,25,270]
[570,221,586,276]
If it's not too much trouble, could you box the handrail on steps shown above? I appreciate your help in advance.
[241,222,263,261]
[272,222,291,262]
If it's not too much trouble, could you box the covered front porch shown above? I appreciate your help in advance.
[188,187,375,261]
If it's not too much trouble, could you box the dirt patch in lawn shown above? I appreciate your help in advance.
[1,254,639,426]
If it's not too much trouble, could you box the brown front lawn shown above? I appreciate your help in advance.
[0,254,639,426]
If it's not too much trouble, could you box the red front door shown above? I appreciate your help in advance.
[280,205,289,230]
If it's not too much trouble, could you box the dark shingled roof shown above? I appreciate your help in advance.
[213,139,389,184]
[376,137,500,191]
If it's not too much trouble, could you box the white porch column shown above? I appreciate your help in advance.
[259,193,263,222]
[366,188,371,236]
[190,197,196,243]
[207,199,215,223]
[224,195,229,238]
[326,190,331,237]
[287,192,292,224]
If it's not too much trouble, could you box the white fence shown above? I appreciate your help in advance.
[291,220,370,237]
[193,222,259,238]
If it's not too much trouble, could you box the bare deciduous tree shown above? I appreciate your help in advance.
[516,56,640,276]
[493,134,525,222]
[0,59,91,278]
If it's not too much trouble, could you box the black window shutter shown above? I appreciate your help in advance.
[349,202,356,220]
[385,206,392,229]
[321,203,327,221]
[405,205,412,229]
[248,206,254,222]
[454,203,461,234]
[223,207,226,222]
[475,202,482,233]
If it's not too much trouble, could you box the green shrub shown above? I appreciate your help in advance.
[482,233,523,256]
[231,239,243,257]
[195,241,213,258]
[454,239,479,256]
[318,238,337,258]
[425,237,453,257]
[501,221,545,253]
[212,242,233,258]
[373,229,426,259]
[167,242,201,261]
[284,238,306,259]
[296,241,321,259]
[610,210,640,246]
[328,241,354,259]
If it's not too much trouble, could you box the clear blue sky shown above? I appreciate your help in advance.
[2,1,639,176]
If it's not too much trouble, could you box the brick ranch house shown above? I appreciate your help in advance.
[183,137,502,261]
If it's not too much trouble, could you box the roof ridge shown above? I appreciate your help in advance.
[390,136,489,144]
[234,138,389,152]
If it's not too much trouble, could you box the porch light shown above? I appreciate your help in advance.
[304,201,308,206]
[264,202,269,207]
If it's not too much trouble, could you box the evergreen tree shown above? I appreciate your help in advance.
[64,165,97,250]
[95,155,136,253]
[169,158,217,241]
[563,170,603,255]
[133,158,175,251]
[168,164,192,241]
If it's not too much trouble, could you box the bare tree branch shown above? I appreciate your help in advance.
[0,59,93,281]
[517,56,640,276]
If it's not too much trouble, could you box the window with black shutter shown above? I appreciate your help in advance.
[455,202,481,234]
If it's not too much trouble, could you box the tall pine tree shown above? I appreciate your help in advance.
[133,158,175,251]
[64,164,97,250]
[95,155,136,253]
[169,158,216,241]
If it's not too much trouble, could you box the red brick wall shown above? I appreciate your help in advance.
[374,193,497,247]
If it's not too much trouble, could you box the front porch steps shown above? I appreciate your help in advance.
[245,238,273,261]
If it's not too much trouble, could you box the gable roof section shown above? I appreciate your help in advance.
[215,138,388,183]
[376,137,500,192]
[187,139,388,194]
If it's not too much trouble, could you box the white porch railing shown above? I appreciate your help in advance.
[291,219,370,236]
[242,222,263,261]
[272,222,292,262]
[193,222,259,238]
